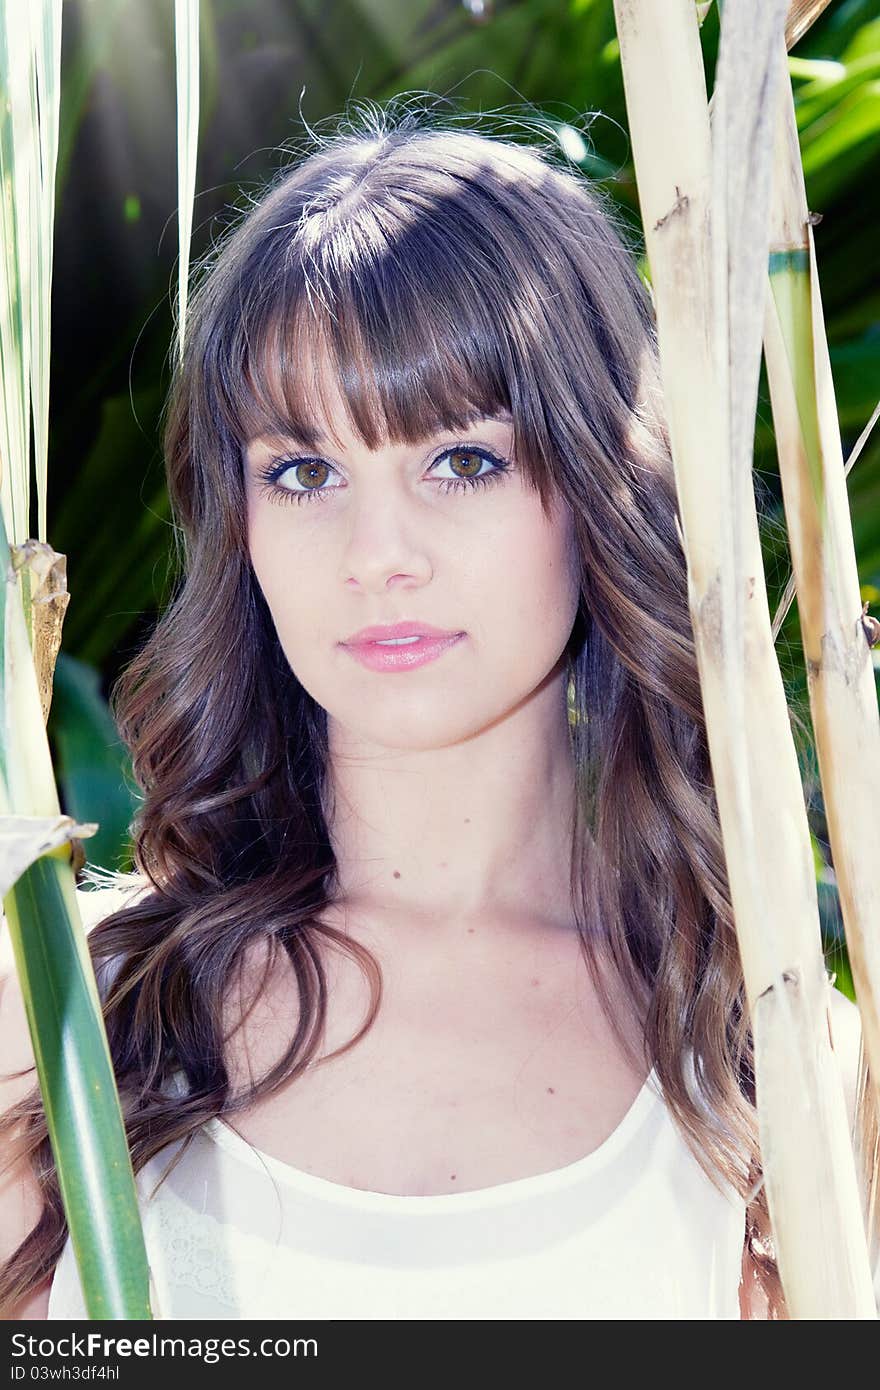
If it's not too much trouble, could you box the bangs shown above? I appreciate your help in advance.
[208,194,552,499]
[241,303,509,454]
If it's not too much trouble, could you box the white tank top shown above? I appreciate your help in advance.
[44,882,747,1320]
[46,1064,746,1320]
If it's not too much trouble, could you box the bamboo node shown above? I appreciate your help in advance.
[653,185,689,232]
[757,969,799,1001]
[11,539,71,724]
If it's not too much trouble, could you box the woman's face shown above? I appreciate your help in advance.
[243,367,581,752]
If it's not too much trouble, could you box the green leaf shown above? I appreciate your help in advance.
[49,652,137,874]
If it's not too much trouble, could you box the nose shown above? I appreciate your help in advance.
[340,485,433,593]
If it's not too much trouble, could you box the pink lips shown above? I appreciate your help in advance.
[341,622,466,673]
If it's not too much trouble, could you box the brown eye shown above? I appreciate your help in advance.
[253,453,344,506]
[295,460,331,489]
[429,444,512,497]
[447,449,484,478]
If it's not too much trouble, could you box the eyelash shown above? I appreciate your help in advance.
[253,442,512,507]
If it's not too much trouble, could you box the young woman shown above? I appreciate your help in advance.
[0,100,863,1321]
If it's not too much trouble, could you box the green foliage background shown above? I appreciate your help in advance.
[47,0,880,995]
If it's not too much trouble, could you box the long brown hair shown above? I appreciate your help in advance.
[1,95,797,1316]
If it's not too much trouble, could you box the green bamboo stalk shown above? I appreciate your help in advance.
[612,0,876,1316]
[1,521,153,1320]
[0,1,152,1319]
[0,6,32,550]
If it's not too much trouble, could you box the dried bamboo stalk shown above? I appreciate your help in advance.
[174,0,199,361]
[0,0,153,1318]
[762,35,880,1291]
[763,36,880,1113]
[612,0,876,1316]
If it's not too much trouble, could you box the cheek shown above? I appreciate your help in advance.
[489,507,580,644]
[247,510,325,638]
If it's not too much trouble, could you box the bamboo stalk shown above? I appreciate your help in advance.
[772,401,880,642]
[27,0,62,544]
[1,508,152,1319]
[0,1,152,1318]
[612,0,876,1316]
[174,0,199,361]
[0,5,33,548]
[762,32,880,1276]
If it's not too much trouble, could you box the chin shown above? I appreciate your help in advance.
[327,700,501,754]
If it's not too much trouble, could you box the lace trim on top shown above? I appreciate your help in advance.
[145,1182,270,1312]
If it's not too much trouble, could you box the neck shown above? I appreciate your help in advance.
[323,663,580,932]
